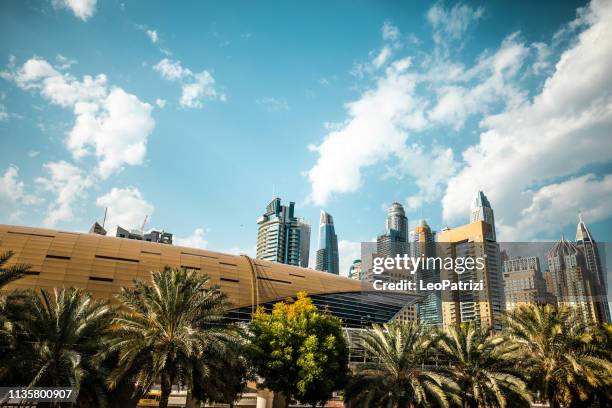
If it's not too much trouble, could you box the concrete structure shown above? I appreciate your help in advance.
[470,191,496,241]
[438,221,505,331]
[256,198,303,267]
[315,211,339,274]
[548,235,608,324]
[503,256,552,311]
[576,215,610,323]
[114,226,173,244]
[297,218,311,268]
[410,219,441,326]
[0,224,420,329]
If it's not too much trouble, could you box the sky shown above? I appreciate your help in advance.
[1,0,611,276]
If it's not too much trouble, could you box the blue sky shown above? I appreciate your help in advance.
[1,0,611,275]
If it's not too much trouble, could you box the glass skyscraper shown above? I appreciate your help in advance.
[315,210,339,274]
[470,191,496,241]
[410,219,441,326]
[256,197,308,267]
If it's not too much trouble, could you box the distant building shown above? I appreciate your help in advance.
[115,226,173,244]
[315,211,339,274]
[438,221,504,331]
[543,270,555,295]
[503,256,553,311]
[409,219,441,326]
[377,202,408,258]
[348,259,362,280]
[89,222,107,236]
[576,215,610,323]
[256,198,304,266]
[548,235,607,324]
[470,191,496,241]
[297,218,311,268]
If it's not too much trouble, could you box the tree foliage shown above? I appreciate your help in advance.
[248,291,349,407]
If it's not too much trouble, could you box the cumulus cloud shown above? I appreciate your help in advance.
[382,21,400,42]
[427,2,484,57]
[52,0,97,21]
[153,58,225,108]
[96,187,154,231]
[155,98,166,108]
[442,0,612,240]
[0,165,41,221]
[4,57,155,179]
[175,228,208,249]
[36,161,92,227]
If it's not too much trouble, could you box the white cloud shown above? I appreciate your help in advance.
[96,187,154,231]
[146,29,158,44]
[55,54,76,70]
[155,98,166,108]
[5,57,155,179]
[338,240,361,277]
[36,161,92,227]
[0,165,41,221]
[442,0,612,240]
[372,46,392,69]
[28,151,40,158]
[175,228,208,249]
[153,58,225,108]
[382,21,400,42]
[52,0,97,21]
[256,97,289,112]
[427,2,484,44]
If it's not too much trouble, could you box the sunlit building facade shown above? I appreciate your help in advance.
[315,211,339,274]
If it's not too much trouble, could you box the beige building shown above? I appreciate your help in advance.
[503,256,553,311]
[437,221,504,331]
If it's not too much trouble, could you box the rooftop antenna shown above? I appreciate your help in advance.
[578,211,583,223]
[141,215,148,236]
[102,207,107,228]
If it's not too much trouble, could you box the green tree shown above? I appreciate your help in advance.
[248,292,349,408]
[1,287,113,406]
[104,267,240,408]
[345,322,459,408]
[504,304,612,408]
[434,322,530,408]
[0,250,30,288]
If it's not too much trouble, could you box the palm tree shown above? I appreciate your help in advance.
[0,250,30,288]
[504,304,612,408]
[104,267,239,408]
[345,322,460,408]
[3,287,113,406]
[434,322,531,408]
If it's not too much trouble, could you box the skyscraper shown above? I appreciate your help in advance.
[547,235,606,324]
[256,198,305,266]
[575,214,610,323]
[470,191,496,241]
[315,210,339,274]
[297,218,311,268]
[409,219,441,326]
[438,221,505,331]
[503,256,553,311]
[348,259,362,280]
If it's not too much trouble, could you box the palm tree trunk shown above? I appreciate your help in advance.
[159,373,172,408]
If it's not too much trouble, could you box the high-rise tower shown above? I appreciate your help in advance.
[256,198,305,266]
[575,215,610,323]
[315,211,339,274]
[409,219,441,326]
[470,191,496,241]
[377,202,408,258]
[297,218,311,268]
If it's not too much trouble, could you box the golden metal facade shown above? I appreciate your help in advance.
[0,224,366,310]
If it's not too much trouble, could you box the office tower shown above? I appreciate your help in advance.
[438,221,505,331]
[315,211,339,274]
[115,226,173,244]
[548,235,607,324]
[576,215,610,323]
[256,198,303,266]
[409,220,441,326]
[377,202,408,258]
[503,256,553,311]
[470,191,496,241]
[349,259,362,280]
[543,270,555,295]
[297,218,311,268]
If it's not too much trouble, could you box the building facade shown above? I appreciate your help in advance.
[348,259,362,280]
[575,215,610,323]
[548,236,608,324]
[256,198,304,267]
[409,219,441,326]
[315,211,339,274]
[503,256,552,311]
[297,218,311,268]
[438,221,505,331]
[0,224,421,329]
